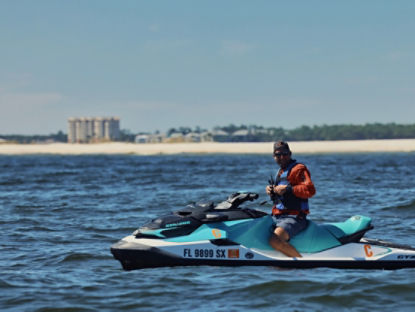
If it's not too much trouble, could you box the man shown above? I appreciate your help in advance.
[266,141,316,257]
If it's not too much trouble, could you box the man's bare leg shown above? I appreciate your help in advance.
[269,227,302,258]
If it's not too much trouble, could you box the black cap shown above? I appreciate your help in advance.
[273,141,291,154]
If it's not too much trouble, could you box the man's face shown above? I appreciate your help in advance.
[273,151,291,168]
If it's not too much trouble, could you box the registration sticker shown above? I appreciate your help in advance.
[228,249,240,259]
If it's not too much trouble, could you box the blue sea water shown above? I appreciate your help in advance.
[1,153,415,311]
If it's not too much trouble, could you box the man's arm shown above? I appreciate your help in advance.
[287,164,316,199]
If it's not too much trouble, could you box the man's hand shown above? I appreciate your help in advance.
[266,185,287,195]
[274,185,287,195]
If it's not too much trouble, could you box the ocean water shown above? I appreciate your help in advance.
[1,153,415,312]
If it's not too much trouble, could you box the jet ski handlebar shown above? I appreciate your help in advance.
[215,192,259,210]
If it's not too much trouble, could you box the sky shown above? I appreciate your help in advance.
[0,0,414,135]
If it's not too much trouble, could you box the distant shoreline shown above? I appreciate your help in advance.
[1,139,415,155]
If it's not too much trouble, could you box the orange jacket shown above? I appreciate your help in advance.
[284,163,316,199]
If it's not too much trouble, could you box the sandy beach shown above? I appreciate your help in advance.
[1,139,415,155]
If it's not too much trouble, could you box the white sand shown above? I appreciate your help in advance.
[1,139,415,155]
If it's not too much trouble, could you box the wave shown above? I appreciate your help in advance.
[394,199,415,210]
[59,252,110,263]
[205,275,415,311]
[0,279,17,289]
[381,199,415,211]
[0,179,24,186]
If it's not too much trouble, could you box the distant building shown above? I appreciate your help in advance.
[135,133,165,144]
[211,130,230,142]
[135,134,150,144]
[184,132,201,142]
[68,117,120,143]
[165,132,185,143]
[231,129,250,142]
[200,131,213,142]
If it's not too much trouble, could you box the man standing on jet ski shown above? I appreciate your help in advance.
[266,141,316,257]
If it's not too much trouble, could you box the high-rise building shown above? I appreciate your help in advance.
[67,117,120,143]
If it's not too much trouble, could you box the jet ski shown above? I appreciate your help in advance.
[111,192,415,270]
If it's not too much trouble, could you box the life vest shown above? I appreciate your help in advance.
[272,160,310,216]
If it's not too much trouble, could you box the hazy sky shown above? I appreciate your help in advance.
[1,1,414,134]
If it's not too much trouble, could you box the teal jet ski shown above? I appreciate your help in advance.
[111,192,415,270]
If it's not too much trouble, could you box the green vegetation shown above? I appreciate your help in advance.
[283,123,415,141]
[0,131,67,143]
[281,123,415,141]
[2,123,415,143]
[208,123,415,142]
[213,123,415,142]
[119,129,136,142]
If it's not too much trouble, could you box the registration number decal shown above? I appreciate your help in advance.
[183,248,239,259]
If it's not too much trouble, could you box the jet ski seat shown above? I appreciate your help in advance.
[291,215,373,253]
[322,215,373,244]
[203,215,373,254]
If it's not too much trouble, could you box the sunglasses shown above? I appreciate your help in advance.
[273,152,289,158]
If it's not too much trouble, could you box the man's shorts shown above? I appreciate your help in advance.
[272,215,308,239]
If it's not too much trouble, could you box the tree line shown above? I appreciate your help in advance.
[0,131,67,143]
[2,123,415,143]
[213,123,415,142]
[244,123,415,142]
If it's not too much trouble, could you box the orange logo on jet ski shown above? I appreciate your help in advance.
[364,244,373,257]
[212,229,222,238]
